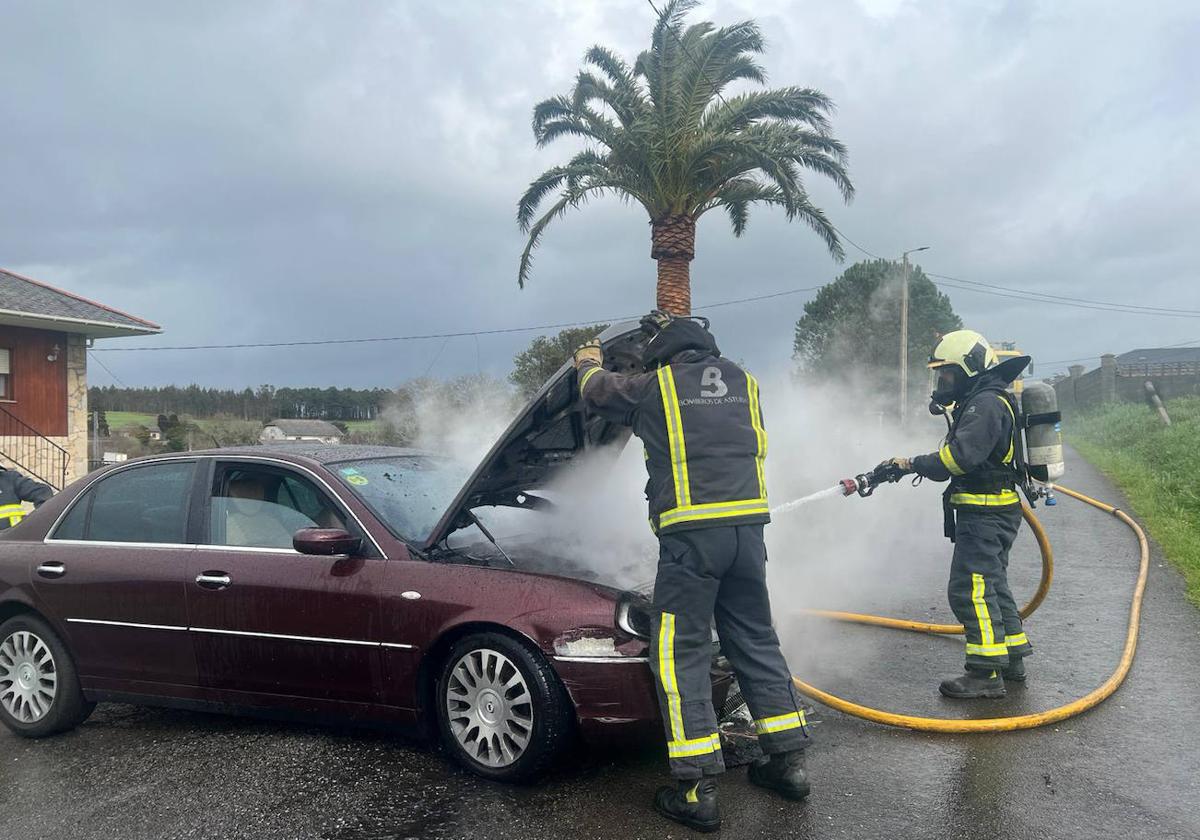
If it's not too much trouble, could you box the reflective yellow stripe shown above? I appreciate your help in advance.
[965,642,1009,657]
[1005,633,1029,647]
[0,503,23,525]
[950,490,1020,506]
[667,733,722,758]
[747,373,768,500]
[971,573,995,647]
[656,611,722,760]
[658,367,690,509]
[657,613,685,746]
[939,443,965,476]
[657,498,770,529]
[754,710,807,735]
[579,366,602,392]
[996,394,1016,464]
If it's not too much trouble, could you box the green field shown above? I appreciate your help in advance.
[105,411,381,434]
[1069,396,1200,604]
[105,411,163,430]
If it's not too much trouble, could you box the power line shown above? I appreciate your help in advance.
[87,351,127,386]
[930,276,1200,319]
[1038,336,1200,368]
[828,224,883,260]
[89,285,824,353]
[927,271,1200,317]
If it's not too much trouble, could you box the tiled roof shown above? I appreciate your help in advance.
[1116,347,1200,365]
[266,419,343,437]
[0,268,161,334]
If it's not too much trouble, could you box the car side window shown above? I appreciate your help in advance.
[53,462,195,544]
[210,465,348,550]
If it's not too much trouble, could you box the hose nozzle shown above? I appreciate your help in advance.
[844,461,910,498]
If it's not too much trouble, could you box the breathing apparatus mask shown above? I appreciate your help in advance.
[926,330,996,415]
[929,366,967,414]
[639,310,720,370]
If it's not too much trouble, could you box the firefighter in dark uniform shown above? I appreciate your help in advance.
[886,329,1033,699]
[573,313,809,834]
[0,466,54,530]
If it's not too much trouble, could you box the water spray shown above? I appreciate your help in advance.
[770,461,910,515]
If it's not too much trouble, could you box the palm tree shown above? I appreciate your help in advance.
[517,0,854,315]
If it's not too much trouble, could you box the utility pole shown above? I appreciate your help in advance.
[899,246,930,424]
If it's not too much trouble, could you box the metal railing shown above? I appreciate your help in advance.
[0,405,70,490]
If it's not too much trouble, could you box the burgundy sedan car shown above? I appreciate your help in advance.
[0,324,728,781]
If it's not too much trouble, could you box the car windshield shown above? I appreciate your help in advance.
[329,455,472,543]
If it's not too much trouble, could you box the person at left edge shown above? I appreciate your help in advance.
[573,313,810,835]
[0,466,54,530]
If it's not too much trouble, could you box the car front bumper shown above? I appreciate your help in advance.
[552,656,735,745]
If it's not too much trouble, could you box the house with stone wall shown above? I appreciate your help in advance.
[0,268,160,488]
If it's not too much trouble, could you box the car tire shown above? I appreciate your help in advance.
[0,614,95,738]
[435,632,573,783]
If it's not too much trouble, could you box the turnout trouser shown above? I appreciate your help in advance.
[650,524,810,779]
[948,506,1034,671]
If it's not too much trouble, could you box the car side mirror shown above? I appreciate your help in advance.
[293,528,362,556]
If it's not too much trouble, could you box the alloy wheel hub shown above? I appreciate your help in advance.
[0,631,58,724]
[445,648,534,768]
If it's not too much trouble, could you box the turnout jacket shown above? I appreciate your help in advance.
[0,467,54,530]
[578,351,770,535]
[911,374,1020,510]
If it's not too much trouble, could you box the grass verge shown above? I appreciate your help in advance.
[1068,396,1200,605]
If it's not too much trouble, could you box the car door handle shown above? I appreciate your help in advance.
[195,572,232,590]
[36,562,66,579]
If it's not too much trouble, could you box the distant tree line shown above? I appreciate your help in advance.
[89,384,391,421]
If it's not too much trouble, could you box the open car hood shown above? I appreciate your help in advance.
[423,321,647,549]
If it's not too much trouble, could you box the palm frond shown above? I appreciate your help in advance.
[518,184,612,288]
[517,0,853,282]
[702,87,835,135]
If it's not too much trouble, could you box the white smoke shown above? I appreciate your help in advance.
[387,363,977,683]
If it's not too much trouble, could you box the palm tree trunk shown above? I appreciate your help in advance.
[651,214,695,315]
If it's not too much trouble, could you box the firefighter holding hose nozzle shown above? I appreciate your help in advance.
[884,329,1034,700]
[574,312,809,834]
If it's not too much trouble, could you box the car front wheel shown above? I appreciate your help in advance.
[0,614,94,738]
[435,632,572,782]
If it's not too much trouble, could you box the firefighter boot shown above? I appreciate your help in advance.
[1002,656,1026,683]
[748,749,811,801]
[939,668,1006,699]
[654,778,721,833]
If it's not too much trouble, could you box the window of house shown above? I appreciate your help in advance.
[0,348,11,399]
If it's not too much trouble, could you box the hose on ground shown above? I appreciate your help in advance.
[791,484,1149,732]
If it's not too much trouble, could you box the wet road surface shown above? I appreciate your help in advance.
[1,452,1198,839]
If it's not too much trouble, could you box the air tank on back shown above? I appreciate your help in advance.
[1021,380,1064,482]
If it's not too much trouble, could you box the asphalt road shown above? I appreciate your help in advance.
[2,451,1198,840]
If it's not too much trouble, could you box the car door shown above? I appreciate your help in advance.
[186,459,388,708]
[34,459,200,693]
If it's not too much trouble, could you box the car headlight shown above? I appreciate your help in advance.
[615,593,652,640]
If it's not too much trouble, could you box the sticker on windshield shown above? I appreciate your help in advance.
[346,475,369,486]
[340,467,362,476]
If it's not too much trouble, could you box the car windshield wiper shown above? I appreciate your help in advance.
[467,510,515,567]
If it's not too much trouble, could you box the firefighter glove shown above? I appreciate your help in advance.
[573,339,603,369]
[639,309,673,336]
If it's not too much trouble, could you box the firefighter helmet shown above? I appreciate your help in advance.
[927,329,997,378]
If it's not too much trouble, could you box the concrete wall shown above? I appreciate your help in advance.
[1054,355,1200,415]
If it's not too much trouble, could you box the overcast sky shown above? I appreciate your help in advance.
[2,0,1197,389]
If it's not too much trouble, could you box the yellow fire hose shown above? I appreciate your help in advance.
[791,484,1149,732]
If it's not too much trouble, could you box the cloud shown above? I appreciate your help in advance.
[1,0,1197,387]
